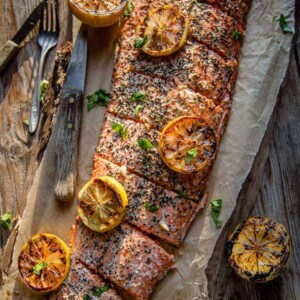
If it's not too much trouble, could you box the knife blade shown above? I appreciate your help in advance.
[0,2,43,73]
[54,25,88,202]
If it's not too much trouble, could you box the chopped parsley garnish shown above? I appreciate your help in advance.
[131,91,147,102]
[188,0,205,11]
[0,212,12,230]
[23,119,29,126]
[137,138,154,150]
[83,295,91,300]
[87,89,110,111]
[144,202,160,213]
[134,104,145,117]
[40,80,49,103]
[92,284,110,296]
[185,148,198,164]
[134,35,148,48]
[178,192,189,199]
[124,2,135,17]
[112,122,128,140]
[210,199,222,228]
[279,14,293,34]
[33,261,48,275]
[232,31,243,41]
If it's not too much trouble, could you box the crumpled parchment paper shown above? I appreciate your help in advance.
[1,0,295,298]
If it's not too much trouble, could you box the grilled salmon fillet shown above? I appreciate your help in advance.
[92,157,207,246]
[50,260,121,300]
[73,220,175,300]
[59,0,253,298]
[107,68,224,130]
[96,113,213,200]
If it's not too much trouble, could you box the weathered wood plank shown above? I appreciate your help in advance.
[0,0,72,285]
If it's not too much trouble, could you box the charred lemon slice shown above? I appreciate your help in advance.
[18,233,70,292]
[68,0,128,28]
[159,116,217,174]
[227,217,291,283]
[77,176,128,233]
[135,5,190,57]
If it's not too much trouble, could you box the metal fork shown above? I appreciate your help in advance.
[29,0,59,134]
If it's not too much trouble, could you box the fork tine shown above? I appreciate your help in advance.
[47,1,52,32]
[55,0,60,33]
[39,1,45,33]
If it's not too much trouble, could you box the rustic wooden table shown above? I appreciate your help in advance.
[0,1,299,299]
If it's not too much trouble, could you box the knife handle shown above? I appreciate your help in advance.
[0,40,19,73]
[54,89,83,202]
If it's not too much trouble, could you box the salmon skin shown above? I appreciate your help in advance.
[93,157,207,246]
[50,259,121,300]
[73,220,175,300]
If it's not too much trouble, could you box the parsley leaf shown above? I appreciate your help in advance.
[185,148,198,164]
[0,212,12,230]
[112,123,128,140]
[83,295,91,300]
[23,119,29,126]
[92,284,110,296]
[232,31,243,41]
[40,80,49,103]
[131,91,147,102]
[137,138,154,150]
[87,89,110,111]
[124,2,135,17]
[210,199,222,228]
[144,202,160,213]
[33,262,48,275]
[134,36,148,48]
[134,104,145,117]
[178,192,189,199]
[188,0,205,11]
[279,14,293,34]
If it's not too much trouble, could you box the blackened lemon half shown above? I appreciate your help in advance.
[226,217,291,283]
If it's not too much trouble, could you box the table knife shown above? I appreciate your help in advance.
[54,25,87,202]
[0,2,43,74]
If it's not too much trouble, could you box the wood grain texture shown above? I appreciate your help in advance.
[0,0,72,284]
[206,23,300,300]
[54,89,83,201]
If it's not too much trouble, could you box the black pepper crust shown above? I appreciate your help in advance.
[72,221,175,300]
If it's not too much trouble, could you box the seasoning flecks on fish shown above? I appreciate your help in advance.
[50,259,122,300]
[93,156,207,246]
[73,220,175,300]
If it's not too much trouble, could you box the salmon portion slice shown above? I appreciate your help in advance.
[96,113,211,200]
[107,68,223,130]
[200,0,251,25]
[73,221,175,300]
[188,4,244,60]
[115,32,236,102]
[92,157,207,246]
[50,260,121,300]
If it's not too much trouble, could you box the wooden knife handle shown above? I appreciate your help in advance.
[0,40,19,73]
[54,89,83,201]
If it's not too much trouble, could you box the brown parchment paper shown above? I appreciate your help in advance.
[1,0,295,298]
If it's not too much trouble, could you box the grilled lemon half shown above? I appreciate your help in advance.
[135,5,190,57]
[68,0,128,28]
[227,217,291,283]
[18,233,71,292]
[77,176,128,233]
[158,116,217,174]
